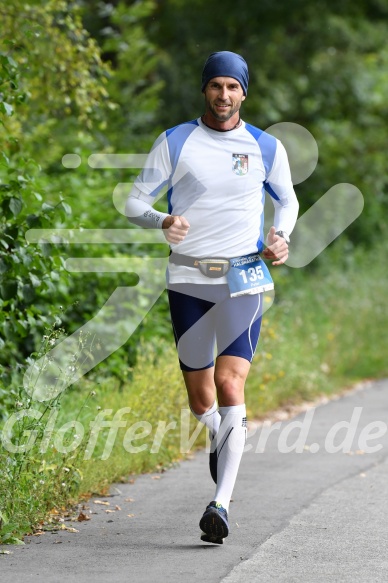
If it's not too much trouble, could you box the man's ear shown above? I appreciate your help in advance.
[242,95,246,101]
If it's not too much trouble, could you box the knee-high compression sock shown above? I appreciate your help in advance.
[214,404,247,511]
[190,401,221,440]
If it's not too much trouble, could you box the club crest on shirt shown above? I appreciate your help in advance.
[232,153,248,176]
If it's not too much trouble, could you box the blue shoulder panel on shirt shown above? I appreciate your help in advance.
[245,123,277,177]
[166,119,199,174]
[245,123,280,201]
[166,120,198,213]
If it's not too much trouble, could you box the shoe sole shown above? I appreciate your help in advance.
[200,532,223,544]
[199,508,229,544]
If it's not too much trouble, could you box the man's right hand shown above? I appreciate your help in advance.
[162,215,190,244]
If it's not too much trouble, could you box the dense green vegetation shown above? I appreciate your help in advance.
[1,0,387,543]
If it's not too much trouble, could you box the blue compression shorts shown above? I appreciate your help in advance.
[167,283,262,372]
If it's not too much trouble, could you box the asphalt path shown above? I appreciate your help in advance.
[1,379,388,582]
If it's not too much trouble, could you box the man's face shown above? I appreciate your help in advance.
[203,76,246,122]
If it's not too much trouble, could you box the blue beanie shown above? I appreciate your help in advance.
[201,51,249,95]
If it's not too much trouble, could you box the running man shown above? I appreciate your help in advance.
[126,51,299,544]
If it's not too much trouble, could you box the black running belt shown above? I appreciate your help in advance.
[169,252,201,268]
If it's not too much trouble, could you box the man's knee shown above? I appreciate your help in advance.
[215,373,245,405]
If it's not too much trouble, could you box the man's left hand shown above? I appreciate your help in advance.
[262,226,289,266]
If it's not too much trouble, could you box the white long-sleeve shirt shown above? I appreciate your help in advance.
[126,117,299,284]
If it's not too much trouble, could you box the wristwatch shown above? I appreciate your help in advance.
[275,230,290,243]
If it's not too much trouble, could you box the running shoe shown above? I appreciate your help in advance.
[199,501,229,544]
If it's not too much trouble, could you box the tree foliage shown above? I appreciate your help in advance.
[0,0,168,418]
[0,0,110,133]
[0,0,111,415]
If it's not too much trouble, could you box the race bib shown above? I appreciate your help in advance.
[226,253,274,297]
